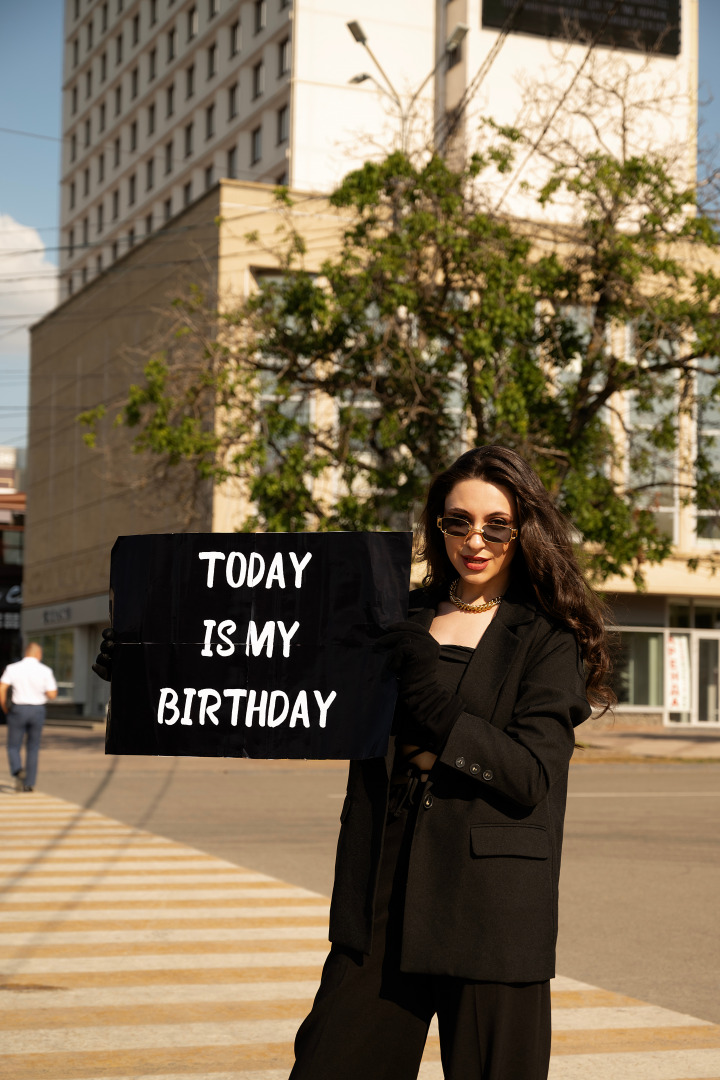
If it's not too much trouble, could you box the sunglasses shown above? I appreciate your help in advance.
[436,515,518,545]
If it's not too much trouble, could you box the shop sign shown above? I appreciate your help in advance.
[666,633,691,712]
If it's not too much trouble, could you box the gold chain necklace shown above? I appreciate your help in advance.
[449,578,503,614]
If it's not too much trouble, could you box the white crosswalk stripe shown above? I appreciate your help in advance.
[1,791,719,1080]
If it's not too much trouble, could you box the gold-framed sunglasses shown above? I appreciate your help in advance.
[437,515,518,545]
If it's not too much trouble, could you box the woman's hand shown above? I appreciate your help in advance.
[92,628,115,682]
[379,621,464,753]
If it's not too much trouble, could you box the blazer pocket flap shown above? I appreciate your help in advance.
[470,824,549,859]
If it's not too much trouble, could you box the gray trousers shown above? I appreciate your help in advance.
[7,704,46,788]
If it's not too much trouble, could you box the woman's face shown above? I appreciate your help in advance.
[442,477,518,600]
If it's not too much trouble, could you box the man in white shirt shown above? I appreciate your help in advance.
[0,642,58,792]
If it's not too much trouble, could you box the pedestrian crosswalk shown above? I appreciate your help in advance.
[1,792,719,1080]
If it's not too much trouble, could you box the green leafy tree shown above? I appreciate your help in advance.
[81,133,720,585]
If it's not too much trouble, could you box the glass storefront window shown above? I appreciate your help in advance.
[613,631,664,707]
[0,529,23,566]
[36,630,74,699]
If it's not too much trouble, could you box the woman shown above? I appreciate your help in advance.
[289,444,614,1080]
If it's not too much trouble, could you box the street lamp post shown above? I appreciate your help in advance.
[347,19,469,154]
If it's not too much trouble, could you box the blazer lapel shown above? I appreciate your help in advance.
[461,593,535,725]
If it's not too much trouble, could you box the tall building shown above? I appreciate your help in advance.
[61,1,695,298]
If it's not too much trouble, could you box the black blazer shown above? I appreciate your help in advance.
[328,583,591,983]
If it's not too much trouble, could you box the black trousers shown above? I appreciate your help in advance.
[290,784,551,1080]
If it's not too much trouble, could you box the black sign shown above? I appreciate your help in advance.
[482,0,680,57]
[106,532,412,760]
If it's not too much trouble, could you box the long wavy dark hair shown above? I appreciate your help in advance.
[416,444,615,711]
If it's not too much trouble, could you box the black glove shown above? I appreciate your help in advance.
[92,627,115,682]
[379,621,464,752]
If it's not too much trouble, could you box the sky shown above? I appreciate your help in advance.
[0,1,719,451]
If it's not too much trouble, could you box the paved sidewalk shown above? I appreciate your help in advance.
[574,721,720,762]
[1,791,720,1079]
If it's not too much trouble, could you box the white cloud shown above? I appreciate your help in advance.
[0,214,59,357]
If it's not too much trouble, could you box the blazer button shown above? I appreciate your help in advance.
[423,793,433,809]
[469,763,480,775]
[455,756,466,769]
[482,769,494,782]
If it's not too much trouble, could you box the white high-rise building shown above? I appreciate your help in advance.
[60,0,695,297]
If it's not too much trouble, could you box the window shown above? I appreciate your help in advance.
[68,275,74,296]
[71,85,78,114]
[230,19,240,56]
[81,266,88,284]
[113,136,120,167]
[117,0,124,13]
[207,43,217,78]
[82,217,89,245]
[627,377,678,540]
[115,84,122,115]
[128,172,136,204]
[164,196,172,221]
[187,5,197,40]
[101,2,108,32]
[84,117,91,147]
[696,371,720,540]
[204,164,213,189]
[116,32,123,64]
[132,13,140,45]
[276,169,288,186]
[147,102,155,135]
[276,103,288,144]
[186,63,195,97]
[74,0,80,19]
[87,19,94,49]
[167,27,176,61]
[112,240,118,260]
[278,36,290,76]
[252,61,264,99]
[70,133,77,162]
[228,81,238,118]
[164,139,173,173]
[251,124,261,164]
[101,51,107,80]
[130,120,137,151]
[280,0,291,8]
[254,0,266,33]
[184,121,193,157]
[227,145,237,178]
[128,227,135,247]
[208,0,218,17]
[69,228,75,257]
[37,632,74,701]
[612,631,664,707]
[99,101,106,131]
[86,69,92,99]
[97,202,104,233]
[149,47,157,80]
[83,167,90,196]
[183,180,192,206]
[73,38,79,67]
[131,66,139,98]
[166,82,175,116]
[146,157,154,190]
[98,152,105,181]
[145,212,153,234]
[205,103,214,140]
[112,188,119,218]
[69,180,76,209]
[150,0,157,26]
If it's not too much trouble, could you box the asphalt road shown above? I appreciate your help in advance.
[20,728,720,1027]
